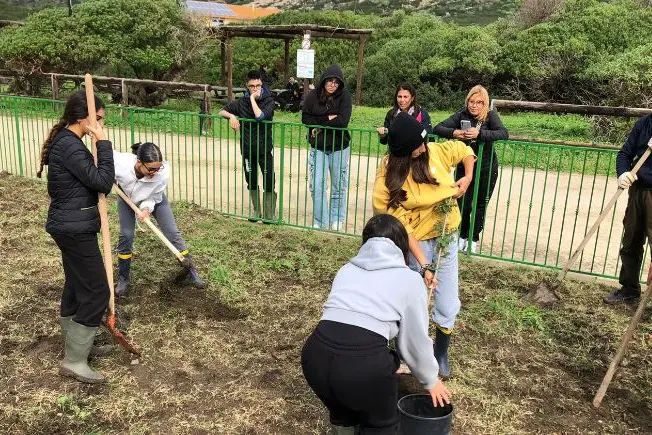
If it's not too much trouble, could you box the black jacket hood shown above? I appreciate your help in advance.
[318,64,345,96]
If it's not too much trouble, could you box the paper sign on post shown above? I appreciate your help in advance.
[296,49,315,79]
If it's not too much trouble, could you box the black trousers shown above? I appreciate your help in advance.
[241,138,275,192]
[301,321,400,434]
[51,233,110,327]
[619,187,652,295]
[457,154,499,242]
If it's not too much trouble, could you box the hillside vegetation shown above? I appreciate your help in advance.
[1,0,651,112]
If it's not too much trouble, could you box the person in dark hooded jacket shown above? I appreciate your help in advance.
[301,64,353,231]
[434,85,508,254]
[36,91,115,384]
[219,70,277,221]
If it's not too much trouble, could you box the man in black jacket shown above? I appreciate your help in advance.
[219,71,277,220]
[605,113,652,304]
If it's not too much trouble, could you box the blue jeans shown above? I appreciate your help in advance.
[308,147,350,229]
[407,233,461,330]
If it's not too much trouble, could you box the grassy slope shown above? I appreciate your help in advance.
[0,173,650,433]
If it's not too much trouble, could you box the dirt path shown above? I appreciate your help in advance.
[0,115,629,278]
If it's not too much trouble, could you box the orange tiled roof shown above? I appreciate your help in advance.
[226,4,280,20]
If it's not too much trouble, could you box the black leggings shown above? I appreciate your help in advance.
[301,321,400,434]
[51,233,110,327]
[457,155,499,242]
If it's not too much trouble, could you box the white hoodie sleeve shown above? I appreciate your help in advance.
[396,278,439,389]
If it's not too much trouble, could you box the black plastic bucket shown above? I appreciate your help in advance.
[397,394,453,435]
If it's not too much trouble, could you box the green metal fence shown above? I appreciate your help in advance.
[0,94,642,280]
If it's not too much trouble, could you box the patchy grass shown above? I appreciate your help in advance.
[0,172,651,434]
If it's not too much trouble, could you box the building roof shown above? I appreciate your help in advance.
[185,1,279,20]
[227,4,280,20]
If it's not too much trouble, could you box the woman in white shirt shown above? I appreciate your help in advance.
[113,142,204,296]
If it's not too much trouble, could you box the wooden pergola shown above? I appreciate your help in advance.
[216,24,373,104]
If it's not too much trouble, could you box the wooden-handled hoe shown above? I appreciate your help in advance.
[527,139,652,304]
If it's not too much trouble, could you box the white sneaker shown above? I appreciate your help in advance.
[458,238,468,252]
[471,241,477,253]
[396,362,412,375]
[330,221,344,231]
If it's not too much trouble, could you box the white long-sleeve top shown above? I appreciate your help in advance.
[113,151,169,212]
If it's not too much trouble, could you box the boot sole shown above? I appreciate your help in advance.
[59,367,106,384]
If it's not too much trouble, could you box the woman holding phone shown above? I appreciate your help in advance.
[434,85,508,253]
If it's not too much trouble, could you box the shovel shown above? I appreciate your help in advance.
[111,184,193,269]
[84,74,141,357]
[527,140,652,305]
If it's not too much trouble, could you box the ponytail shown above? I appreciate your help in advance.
[36,90,105,178]
[37,118,66,178]
[131,142,142,155]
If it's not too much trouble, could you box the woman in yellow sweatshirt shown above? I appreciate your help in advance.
[373,112,475,380]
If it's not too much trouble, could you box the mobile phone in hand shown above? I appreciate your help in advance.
[461,120,472,131]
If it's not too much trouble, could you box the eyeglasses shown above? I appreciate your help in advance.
[468,100,485,107]
[141,161,163,174]
[326,79,340,86]
[247,84,262,90]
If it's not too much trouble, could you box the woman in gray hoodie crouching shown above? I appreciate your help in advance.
[301,214,451,434]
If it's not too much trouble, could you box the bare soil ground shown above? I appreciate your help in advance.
[0,115,629,280]
[0,173,651,434]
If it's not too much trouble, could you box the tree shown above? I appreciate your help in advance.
[0,0,211,105]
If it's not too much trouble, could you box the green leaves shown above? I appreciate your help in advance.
[0,0,205,81]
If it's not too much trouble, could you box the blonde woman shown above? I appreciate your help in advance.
[434,85,508,253]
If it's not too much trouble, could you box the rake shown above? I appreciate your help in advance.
[84,74,141,357]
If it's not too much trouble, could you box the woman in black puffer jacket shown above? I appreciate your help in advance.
[434,85,508,254]
[37,91,115,384]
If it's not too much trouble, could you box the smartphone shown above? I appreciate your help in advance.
[461,120,472,131]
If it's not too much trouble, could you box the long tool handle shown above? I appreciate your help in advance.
[557,143,652,281]
[593,283,652,407]
[84,74,115,316]
[112,185,185,263]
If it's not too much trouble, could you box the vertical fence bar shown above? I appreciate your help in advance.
[278,123,285,224]
[13,103,24,176]
[467,142,484,255]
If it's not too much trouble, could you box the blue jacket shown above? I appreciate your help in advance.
[616,114,652,188]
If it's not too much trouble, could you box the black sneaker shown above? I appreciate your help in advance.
[603,289,640,305]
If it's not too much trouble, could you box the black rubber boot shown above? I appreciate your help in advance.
[177,254,206,288]
[115,255,131,297]
[434,327,452,380]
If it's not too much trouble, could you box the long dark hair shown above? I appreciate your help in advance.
[385,148,438,209]
[392,82,420,114]
[131,142,163,162]
[37,91,105,178]
[362,214,410,264]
